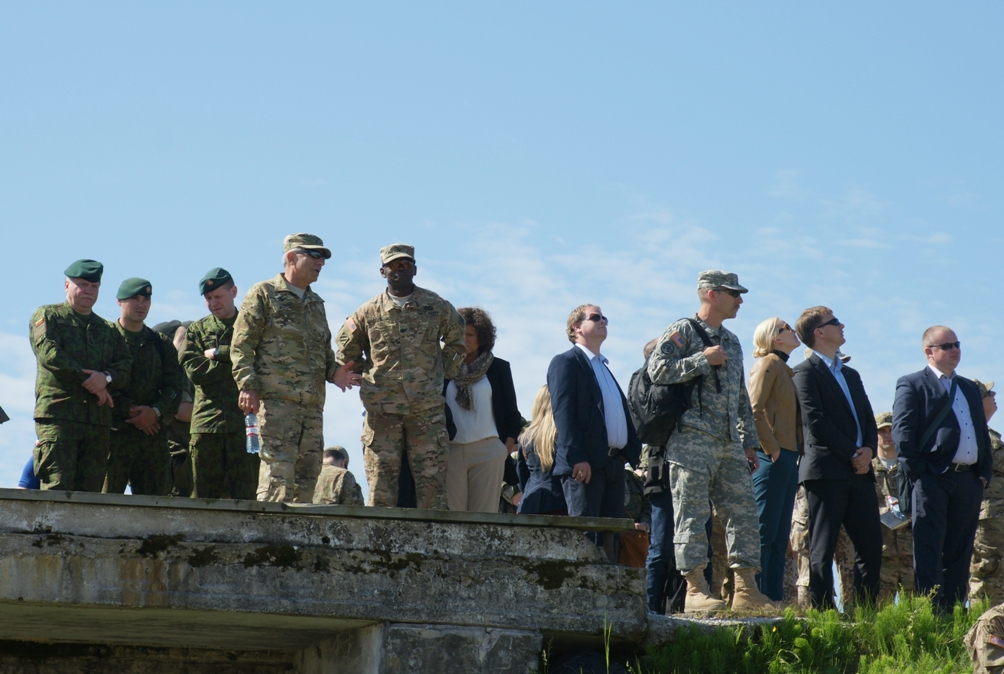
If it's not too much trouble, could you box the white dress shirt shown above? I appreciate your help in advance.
[927,364,979,466]
[575,343,628,450]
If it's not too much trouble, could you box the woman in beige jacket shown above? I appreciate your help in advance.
[748,317,802,602]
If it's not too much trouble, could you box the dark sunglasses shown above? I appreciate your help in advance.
[928,341,961,351]
[713,287,741,298]
[295,249,324,260]
[584,313,608,324]
[777,324,792,333]
[817,317,841,329]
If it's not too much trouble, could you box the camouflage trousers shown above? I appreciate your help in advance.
[786,486,857,608]
[165,420,192,498]
[191,432,259,500]
[666,425,761,574]
[104,426,171,496]
[710,514,733,601]
[34,420,110,492]
[971,517,1004,606]
[362,407,449,509]
[879,522,914,603]
[257,398,323,504]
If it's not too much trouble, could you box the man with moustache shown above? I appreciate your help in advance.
[233,234,361,503]
[30,260,132,491]
[103,278,185,496]
[893,326,992,611]
[181,268,259,500]
[335,244,466,509]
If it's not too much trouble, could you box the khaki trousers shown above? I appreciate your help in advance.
[446,436,508,513]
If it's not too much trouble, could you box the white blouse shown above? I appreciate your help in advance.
[446,377,497,444]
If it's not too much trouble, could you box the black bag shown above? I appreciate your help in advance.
[898,377,958,518]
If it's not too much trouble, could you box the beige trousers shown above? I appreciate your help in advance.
[446,436,508,513]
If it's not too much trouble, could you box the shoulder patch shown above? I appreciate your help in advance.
[346,318,357,333]
[988,634,1004,649]
[670,332,685,348]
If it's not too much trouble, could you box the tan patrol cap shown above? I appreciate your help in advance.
[697,270,748,293]
[380,243,415,265]
[875,412,892,429]
[283,233,331,259]
[974,379,996,398]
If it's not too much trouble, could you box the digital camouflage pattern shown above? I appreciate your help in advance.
[231,274,338,409]
[971,428,1004,604]
[256,397,323,503]
[30,301,133,491]
[313,464,365,506]
[363,408,450,509]
[710,514,733,602]
[335,286,466,415]
[967,603,1004,674]
[647,316,758,448]
[873,455,914,601]
[181,313,244,433]
[666,425,762,574]
[190,432,258,500]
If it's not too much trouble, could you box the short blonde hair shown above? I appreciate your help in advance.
[519,386,558,472]
[752,317,785,358]
[565,304,598,343]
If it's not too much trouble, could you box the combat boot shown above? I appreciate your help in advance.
[683,565,727,614]
[731,568,781,612]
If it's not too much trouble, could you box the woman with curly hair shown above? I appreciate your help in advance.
[444,307,522,512]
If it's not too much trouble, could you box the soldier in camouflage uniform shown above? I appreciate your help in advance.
[153,320,195,497]
[181,269,259,500]
[103,279,185,496]
[30,260,132,491]
[873,411,914,602]
[232,235,360,504]
[313,446,365,506]
[968,602,1004,674]
[647,270,776,612]
[335,244,466,509]
[971,380,1004,604]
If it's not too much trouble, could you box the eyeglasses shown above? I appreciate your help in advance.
[713,288,741,298]
[778,324,792,333]
[294,249,324,260]
[584,313,608,324]
[818,317,841,329]
[927,341,961,351]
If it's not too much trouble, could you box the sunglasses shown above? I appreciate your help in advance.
[584,313,608,324]
[713,288,741,298]
[778,324,792,333]
[295,249,325,260]
[928,341,961,351]
[817,317,841,329]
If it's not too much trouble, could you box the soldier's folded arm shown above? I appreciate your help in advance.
[440,306,467,380]
[154,337,184,419]
[647,328,714,386]
[30,310,90,384]
[105,329,133,390]
[180,324,225,384]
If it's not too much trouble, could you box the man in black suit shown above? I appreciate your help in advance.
[792,306,883,609]
[892,325,992,610]
[547,304,642,559]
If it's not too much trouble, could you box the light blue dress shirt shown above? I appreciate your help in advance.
[813,350,863,448]
[575,343,629,450]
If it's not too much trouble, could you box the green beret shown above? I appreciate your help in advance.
[117,277,153,301]
[64,259,103,283]
[199,267,233,295]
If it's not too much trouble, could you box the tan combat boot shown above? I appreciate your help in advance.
[731,568,781,612]
[684,565,727,614]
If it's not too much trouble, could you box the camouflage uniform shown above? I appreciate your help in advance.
[30,302,132,492]
[972,428,1004,604]
[710,514,733,601]
[787,486,857,607]
[967,603,1004,674]
[232,274,338,503]
[873,455,914,602]
[312,464,365,506]
[165,382,194,497]
[103,324,184,495]
[182,313,259,500]
[335,286,466,509]
[648,315,761,574]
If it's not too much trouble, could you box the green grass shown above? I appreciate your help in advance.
[628,594,990,674]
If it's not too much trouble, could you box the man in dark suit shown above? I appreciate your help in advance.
[892,325,992,611]
[547,304,642,560]
[792,306,883,609]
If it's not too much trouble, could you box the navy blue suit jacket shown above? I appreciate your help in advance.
[892,367,993,483]
[546,346,642,477]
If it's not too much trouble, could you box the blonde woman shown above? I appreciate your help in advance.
[748,317,802,602]
[516,386,568,515]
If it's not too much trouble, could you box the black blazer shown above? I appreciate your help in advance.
[792,353,878,483]
[892,367,993,483]
[545,346,642,477]
[517,440,568,515]
[444,357,522,443]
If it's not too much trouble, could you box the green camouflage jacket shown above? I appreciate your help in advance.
[981,428,1004,519]
[335,286,466,415]
[647,316,758,448]
[231,274,338,409]
[30,302,132,426]
[111,323,184,429]
[624,467,651,528]
[181,313,244,433]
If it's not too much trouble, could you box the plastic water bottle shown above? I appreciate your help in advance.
[245,412,260,454]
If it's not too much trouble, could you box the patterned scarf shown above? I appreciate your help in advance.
[453,350,494,411]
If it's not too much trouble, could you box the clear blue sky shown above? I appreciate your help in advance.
[2,4,1002,496]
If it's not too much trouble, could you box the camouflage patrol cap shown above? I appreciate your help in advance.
[697,270,748,293]
[199,267,233,295]
[64,259,103,283]
[875,412,893,429]
[974,379,996,398]
[283,233,332,259]
[116,277,153,300]
[380,243,415,265]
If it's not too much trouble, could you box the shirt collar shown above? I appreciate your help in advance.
[813,349,840,372]
[575,343,608,365]
[927,363,955,380]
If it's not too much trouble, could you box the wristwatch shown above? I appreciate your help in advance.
[104,372,112,384]
[152,407,162,419]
